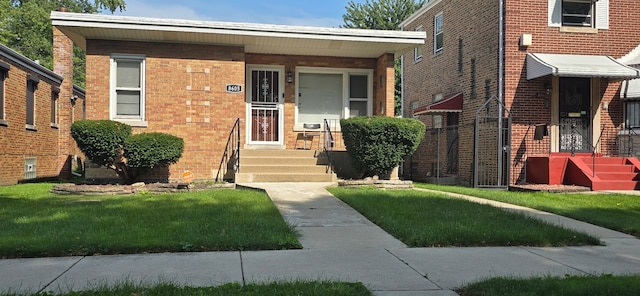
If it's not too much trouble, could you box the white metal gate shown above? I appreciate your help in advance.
[246,67,284,145]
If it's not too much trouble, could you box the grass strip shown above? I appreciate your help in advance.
[457,274,640,296]
[0,183,301,258]
[328,187,599,247]
[2,281,371,296]
[416,183,640,237]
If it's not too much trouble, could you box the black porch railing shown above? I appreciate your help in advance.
[215,118,241,183]
[323,119,336,174]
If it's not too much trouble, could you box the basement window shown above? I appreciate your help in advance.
[24,158,36,180]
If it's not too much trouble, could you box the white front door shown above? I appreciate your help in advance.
[246,66,284,145]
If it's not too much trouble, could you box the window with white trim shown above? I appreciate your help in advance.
[434,13,443,54]
[411,101,419,119]
[549,0,608,29]
[626,101,640,128]
[110,54,146,125]
[296,67,372,127]
[414,26,423,61]
[562,0,593,27]
[349,74,369,118]
[51,88,59,127]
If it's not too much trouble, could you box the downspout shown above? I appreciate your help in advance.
[400,55,405,118]
[497,0,506,186]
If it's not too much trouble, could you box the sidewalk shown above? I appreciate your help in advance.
[2,183,640,295]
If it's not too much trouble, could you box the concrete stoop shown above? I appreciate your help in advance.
[235,149,337,182]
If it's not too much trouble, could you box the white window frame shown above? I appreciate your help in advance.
[294,67,373,130]
[50,88,59,128]
[110,54,147,127]
[414,26,424,62]
[548,0,608,29]
[434,13,444,54]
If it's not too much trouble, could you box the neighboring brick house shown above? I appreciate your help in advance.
[0,43,85,185]
[51,11,424,182]
[401,0,640,189]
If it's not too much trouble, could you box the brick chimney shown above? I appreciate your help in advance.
[53,10,76,180]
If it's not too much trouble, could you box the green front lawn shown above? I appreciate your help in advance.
[2,281,371,296]
[417,183,640,237]
[0,183,301,258]
[327,187,599,247]
[457,275,640,296]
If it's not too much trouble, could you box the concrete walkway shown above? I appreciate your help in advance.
[2,183,640,295]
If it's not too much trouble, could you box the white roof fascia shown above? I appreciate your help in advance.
[526,53,640,80]
[399,0,443,29]
[51,11,425,45]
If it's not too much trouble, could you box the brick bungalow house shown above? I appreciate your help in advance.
[50,11,424,183]
[400,0,640,190]
[0,43,85,185]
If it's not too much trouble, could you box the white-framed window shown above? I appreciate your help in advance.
[433,114,443,129]
[349,74,369,118]
[562,0,593,27]
[626,100,640,129]
[110,54,146,126]
[50,87,59,128]
[433,93,443,102]
[411,101,419,119]
[434,13,443,54]
[295,67,373,128]
[549,0,608,29]
[414,26,424,61]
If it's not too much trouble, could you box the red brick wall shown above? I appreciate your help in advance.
[401,0,500,185]
[86,40,246,181]
[0,60,62,185]
[505,0,640,184]
[403,0,640,185]
[245,53,388,149]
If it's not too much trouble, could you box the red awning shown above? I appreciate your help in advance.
[413,92,463,115]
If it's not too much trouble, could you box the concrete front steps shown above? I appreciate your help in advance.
[567,156,640,190]
[235,149,337,183]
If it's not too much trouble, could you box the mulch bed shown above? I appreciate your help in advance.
[338,178,413,189]
[50,182,235,195]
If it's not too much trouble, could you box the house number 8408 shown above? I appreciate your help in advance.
[226,84,242,93]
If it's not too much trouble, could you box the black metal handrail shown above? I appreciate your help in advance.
[323,119,335,174]
[590,126,607,178]
[215,118,241,183]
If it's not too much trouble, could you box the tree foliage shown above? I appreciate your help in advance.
[341,116,425,178]
[0,0,126,88]
[342,0,425,116]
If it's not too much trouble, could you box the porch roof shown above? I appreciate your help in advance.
[621,78,640,100]
[413,92,463,115]
[526,53,640,80]
[50,12,425,59]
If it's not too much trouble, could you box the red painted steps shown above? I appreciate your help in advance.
[567,156,640,190]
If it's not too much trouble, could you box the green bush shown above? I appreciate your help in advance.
[71,120,184,182]
[341,116,425,178]
[124,132,184,179]
[70,120,132,167]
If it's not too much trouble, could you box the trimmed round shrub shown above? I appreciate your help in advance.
[341,116,425,178]
[70,120,132,167]
[124,132,184,172]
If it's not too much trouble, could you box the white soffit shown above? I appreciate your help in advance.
[51,12,425,58]
[527,53,640,80]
